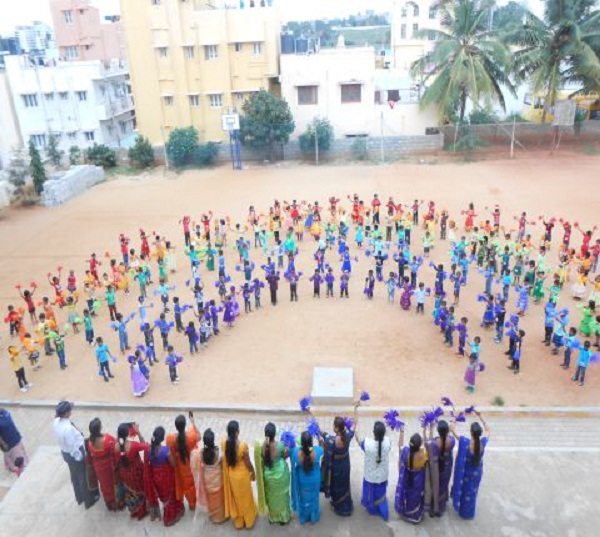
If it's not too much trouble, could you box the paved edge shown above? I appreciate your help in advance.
[1,399,600,418]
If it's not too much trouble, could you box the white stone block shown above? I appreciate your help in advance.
[311,367,354,405]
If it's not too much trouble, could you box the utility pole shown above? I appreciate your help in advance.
[380,111,384,162]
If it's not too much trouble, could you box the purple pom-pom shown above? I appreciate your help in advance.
[299,396,312,413]
[383,409,403,431]
[478,363,486,372]
[360,390,370,402]
[433,407,444,419]
[127,354,136,364]
[281,430,296,449]
[441,396,454,407]
[465,406,476,414]
[455,412,466,423]
[307,419,320,438]
[343,417,354,430]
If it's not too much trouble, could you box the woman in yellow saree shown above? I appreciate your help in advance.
[221,420,258,529]
[191,428,227,524]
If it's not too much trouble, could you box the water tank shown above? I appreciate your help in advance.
[296,36,308,54]
[281,32,295,54]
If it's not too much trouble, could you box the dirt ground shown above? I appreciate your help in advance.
[1,152,599,408]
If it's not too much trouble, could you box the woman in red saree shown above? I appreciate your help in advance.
[87,418,122,511]
[115,422,147,520]
[144,426,185,527]
[166,414,200,510]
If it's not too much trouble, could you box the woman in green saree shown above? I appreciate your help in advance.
[255,422,291,524]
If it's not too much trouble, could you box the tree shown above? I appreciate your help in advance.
[492,1,528,33]
[29,140,46,195]
[47,134,64,168]
[299,117,334,154]
[128,135,155,168]
[504,0,600,123]
[166,127,199,167]
[69,146,81,166]
[239,90,295,160]
[411,0,516,123]
[85,143,117,168]
[6,150,29,197]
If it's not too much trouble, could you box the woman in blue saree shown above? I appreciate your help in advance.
[394,429,428,524]
[317,415,355,516]
[450,411,491,519]
[425,419,456,517]
[290,431,323,525]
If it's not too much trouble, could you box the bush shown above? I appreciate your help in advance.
[351,138,368,161]
[85,143,117,168]
[47,135,64,168]
[128,135,155,168]
[468,109,499,125]
[491,396,505,406]
[29,140,47,195]
[191,142,220,167]
[299,117,334,154]
[166,127,199,167]
[69,146,81,166]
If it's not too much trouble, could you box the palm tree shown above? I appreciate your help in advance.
[505,0,600,123]
[411,0,515,123]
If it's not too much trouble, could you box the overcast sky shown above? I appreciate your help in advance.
[0,0,545,34]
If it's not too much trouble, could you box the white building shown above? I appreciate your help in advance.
[4,55,136,153]
[390,0,442,71]
[15,21,59,63]
[0,71,23,169]
[279,44,437,139]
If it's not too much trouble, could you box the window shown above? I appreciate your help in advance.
[64,10,73,24]
[108,125,114,135]
[428,30,435,41]
[151,0,161,5]
[45,92,54,101]
[400,24,406,39]
[297,85,318,105]
[67,132,77,140]
[84,131,95,141]
[204,45,218,60]
[234,43,243,53]
[412,23,419,38]
[388,89,400,102]
[59,91,69,100]
[252,42,262,55]
[163,95,174,106]
[157,47,168,58]
[189,94,199,107]
[22,94,38,107]
[401,8,406,18]
[429,6,438,19]
[374,90,382,104]
[76,91,88,101]
[234,92,245,102]
[209,94,223,108]
[65,45,79,59]
[120,121,128,135]
[184,46,194,59]
[413,4,419,17]
[31,134,46,147]
[341,84,361,103]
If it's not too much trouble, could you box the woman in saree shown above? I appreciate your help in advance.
[144,426,185,526]
[115,422,147,520]
[312,412,355,517]
[394,429,428,524]
[255,422,291,524]
[290,431,324,525]
[424,419,455,517]
[190,428,227,524]
[87,418,122,511]
[166,414,200,511]
[450,411,490,519]
[221,420,258,529]
[355,418,391,521]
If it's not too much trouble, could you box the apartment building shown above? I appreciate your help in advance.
[120,0,280,144]
[50,0,126,62]
[4,55,135,152]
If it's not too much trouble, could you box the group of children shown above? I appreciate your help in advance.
[4,195,599,396]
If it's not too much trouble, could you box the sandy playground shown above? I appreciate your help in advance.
[1,153,599,408]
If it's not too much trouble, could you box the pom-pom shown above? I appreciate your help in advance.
[299,396,312,413]
[383,409,404,431]
[478,363,486,372]
[280,430,297,449]
[359,390,370,402]
[30,281,37,288]
[433,406,444,420]
[441,396,454,407]
[465,406,476,415]
[15,284,21,289]
[307,418,320,438]
[455,412,466,423]
[343,417,354,430]
[127,355,136,365]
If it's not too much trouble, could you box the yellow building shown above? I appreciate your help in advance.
[120,0,281,144]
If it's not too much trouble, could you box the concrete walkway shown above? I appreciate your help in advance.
[0,406,598,536]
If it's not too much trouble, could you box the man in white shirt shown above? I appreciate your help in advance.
[53,401,98,508]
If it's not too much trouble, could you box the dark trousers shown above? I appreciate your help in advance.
[99,361,112,378]
[245,299,252,313]
[544,326,553,344]
[62,448,98,508]
[562,349,572,367]
[290,284,298,301]
[15,367,27,388]
[512,358,520,371]
[169,366,178,382]
[416,302,424,314]
[161,332,169,350]
[326,284,333,297]
[108,304,117,321]
[270,289,277,305]
[573,365,587,383]
[340,287,348,298]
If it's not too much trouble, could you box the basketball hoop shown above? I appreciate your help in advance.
[221,113,240,132]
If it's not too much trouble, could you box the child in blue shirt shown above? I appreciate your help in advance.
[386,272,397,303]
[95,337,115,382]
[414,282,427,314]
[165,345,182,384]
[572,340,591,386]
[561,327,580,369]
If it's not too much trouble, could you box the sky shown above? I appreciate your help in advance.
[0,0,546,34]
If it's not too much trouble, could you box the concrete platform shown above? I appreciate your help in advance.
[311,367,354,405]
[1,444,598,537]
